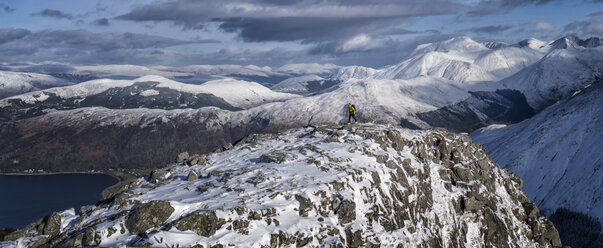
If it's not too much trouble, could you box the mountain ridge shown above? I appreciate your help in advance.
[0,123,562,247]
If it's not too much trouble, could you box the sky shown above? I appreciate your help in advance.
[0,0,601,68]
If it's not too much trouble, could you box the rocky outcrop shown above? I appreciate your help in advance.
[171,211,225,237]
[125,200,175,235]
[1,123,562,247]
[2,212,62,247]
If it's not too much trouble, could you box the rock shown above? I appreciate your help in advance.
[189,154,209,166]
[259,152,289,164]
[333,197,356,224]
[172,211,225,237]
[463,196,484,212]
[222,143,234,151]
[187,170,200,181]
[42,212,62,237]
[57,233,83,247]
[345,227,364,247]
[295,194,313,217]
[3,212,61,242]
[523,203,540,219]
[82,228,96,246]
[232,220,250,235]
[149,168,170,183]
[125,200,174,235]
[178,152,190,163]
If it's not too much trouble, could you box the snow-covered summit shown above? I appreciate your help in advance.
[1,123,561,247]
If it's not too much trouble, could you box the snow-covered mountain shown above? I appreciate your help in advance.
[0,35,601,171]
[500,45,603,110]
[0,75,298,121]
[471,80,602,226]
[0,71,72,99]
[1,123,562,247]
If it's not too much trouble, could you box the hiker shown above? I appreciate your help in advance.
[348,103,357,123]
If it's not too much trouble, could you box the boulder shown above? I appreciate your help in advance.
[172,211,225,237]
[187,170,200,181]
[177,152,190,163]
[125,201,174,235]
[149,169,170,183]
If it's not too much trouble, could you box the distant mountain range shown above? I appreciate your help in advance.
[1,35,600,171]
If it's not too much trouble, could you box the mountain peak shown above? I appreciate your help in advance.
[1,123,562,247]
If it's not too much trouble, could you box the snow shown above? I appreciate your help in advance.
[139,89,159,96]
[196,78,300,108]
[0,70,71,98]
[472,82,603,225]
[1,75,298,109]
[2,123,546,247]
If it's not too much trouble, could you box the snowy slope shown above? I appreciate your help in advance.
[0,71,72,98]
[376,37,550,83]
[195,78,299,108]
[500,46,603,110]
[471,81,603,225]
[1,123,561,247]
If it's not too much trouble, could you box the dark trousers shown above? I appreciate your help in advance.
[348,113,357,122]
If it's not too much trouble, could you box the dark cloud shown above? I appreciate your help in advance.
[0,28,220,65]
[0,3,15,13]
[31,9,74,20]
[218,17,398,43]
[459,25,513,34]
[117,0,468,43]
[564,17,603,36]
[497,0,556,8]
[93,18,110,26]
[467,0,559,16]
[0,28,31,44]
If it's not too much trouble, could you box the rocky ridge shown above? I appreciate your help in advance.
[1,123,561,247]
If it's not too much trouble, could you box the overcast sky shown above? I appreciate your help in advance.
[0,0,601,68]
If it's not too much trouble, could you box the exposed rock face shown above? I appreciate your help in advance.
[1,123,561,247]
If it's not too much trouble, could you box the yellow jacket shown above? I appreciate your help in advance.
[348,104,356,114]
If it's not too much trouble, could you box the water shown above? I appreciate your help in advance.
[0,173,118,229]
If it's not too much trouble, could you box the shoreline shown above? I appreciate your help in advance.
[0,170,129,199]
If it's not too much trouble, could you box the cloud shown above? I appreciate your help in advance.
[531,19,555,32]
[466,0,558,15]
[497,0,556,7]
[0,28,31,44]
[0,3,15,13]
[309,34,385,55]
[459,25,513,34]
[116,0,468,43]
[93,18,110,26]
[564,17,603,36]
[31,9,74,20]
[0,28,220,65]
